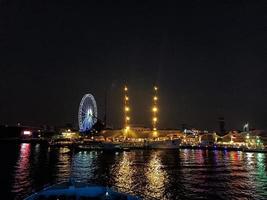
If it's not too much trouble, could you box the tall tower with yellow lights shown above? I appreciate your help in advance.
[124,86,130,135]
[152,86,158,137]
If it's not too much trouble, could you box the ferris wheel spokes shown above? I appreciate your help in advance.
[78,94,98,132]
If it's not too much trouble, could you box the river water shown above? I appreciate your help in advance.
[1,142,267,200]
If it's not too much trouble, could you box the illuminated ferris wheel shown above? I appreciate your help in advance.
[78,94,98,132]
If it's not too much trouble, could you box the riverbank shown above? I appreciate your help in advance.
[1,138,266,153]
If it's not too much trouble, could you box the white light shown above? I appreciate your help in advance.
[88,109,93,116]
[23,131,32,135]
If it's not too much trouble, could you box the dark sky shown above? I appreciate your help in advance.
[0,1,266,131]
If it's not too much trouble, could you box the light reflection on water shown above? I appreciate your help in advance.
[145,151,168,199]
[5,143,267,199]
[11,143,32,198]
[71,151,98,182]
[55,147,71,182]
[112,151,134,189]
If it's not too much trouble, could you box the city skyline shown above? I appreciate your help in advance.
[0,85,264,132]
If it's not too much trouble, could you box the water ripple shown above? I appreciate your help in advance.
[1,144,266,200]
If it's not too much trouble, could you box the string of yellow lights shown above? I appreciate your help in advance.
[124,86,130,135]
[152,86,158,137]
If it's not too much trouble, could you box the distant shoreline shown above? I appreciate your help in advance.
[1,138,266,153]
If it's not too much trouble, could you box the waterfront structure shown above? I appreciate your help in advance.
[198,132,218,146]
[250,129,267,146]
[101,128,184,140]
[78,94,98,133]
[61,129,80,139]
[71,88,266,151]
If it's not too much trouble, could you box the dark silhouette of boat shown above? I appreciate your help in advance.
[24,179,142,200]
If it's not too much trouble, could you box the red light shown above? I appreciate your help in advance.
[23,131,32,135]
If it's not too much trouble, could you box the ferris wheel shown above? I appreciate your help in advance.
[78,94,98,132]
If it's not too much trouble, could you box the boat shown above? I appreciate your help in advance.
[24,179,141,200]
[101,142,123,151]
[75,144,102,151]
[148,139,181,149]
[73,141,132,152]
[243,148,267,153]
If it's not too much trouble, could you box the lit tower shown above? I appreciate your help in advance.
[152,86,158,137]
[243,122,249,132]
[124,86,130,135]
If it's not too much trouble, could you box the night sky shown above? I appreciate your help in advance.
[0,1,266,131]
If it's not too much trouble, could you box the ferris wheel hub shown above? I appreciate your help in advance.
[78,94,97,133]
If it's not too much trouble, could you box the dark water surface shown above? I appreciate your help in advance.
[1,142,267,200]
